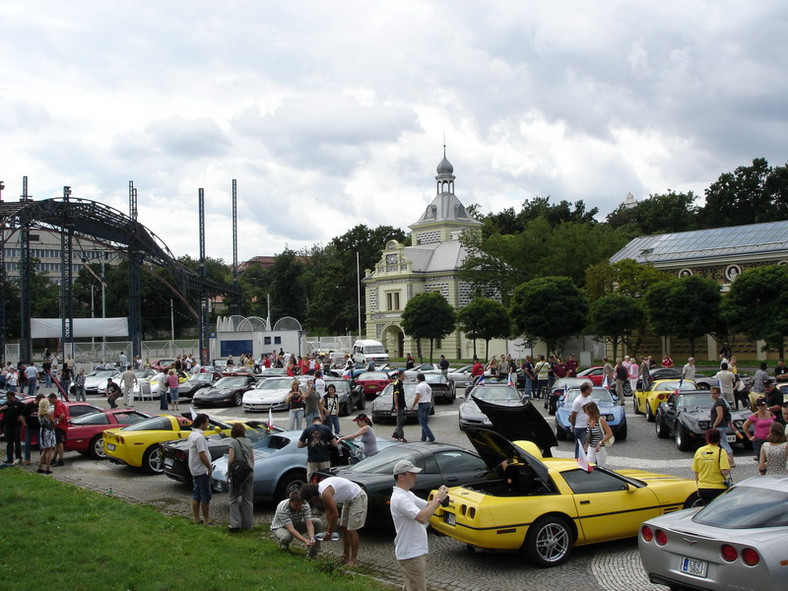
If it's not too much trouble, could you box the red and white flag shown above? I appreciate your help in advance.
[576,439,593,472]
[268,407,274,430]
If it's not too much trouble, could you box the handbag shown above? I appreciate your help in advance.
[229,443,253,484]
[604,435,615,448]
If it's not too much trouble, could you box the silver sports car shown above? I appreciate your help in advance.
[639,475,788,591]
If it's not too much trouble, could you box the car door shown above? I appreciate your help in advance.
[430,450,494,490]
[561,468,662,543]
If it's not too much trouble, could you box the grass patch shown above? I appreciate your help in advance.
[0,469,392,591]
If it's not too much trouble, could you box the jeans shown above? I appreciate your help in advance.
[572,425,587,459]
[717,427,733,454]
[524,377,532,398]
[27,380,37,397]
[5,425,22,463]
[288,408,304,431]
[325,415,340,434]
[61,380,71,401]
[45,372,52,387]
[417,402,435,442]
[392,408,407,440]
[25,425,36,462]
[753,438,765,461]
[74,385,86,402]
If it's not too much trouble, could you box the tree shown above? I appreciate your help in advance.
[723,265,788,357]
[605,191,699,235]
[400,292,456,363]
[644,276,721,357]
[588,294,645,359]
[509,276,588,356]
[456,297,510,360]
[700,158,788,228]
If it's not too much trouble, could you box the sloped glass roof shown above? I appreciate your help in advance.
[610,221,788,264]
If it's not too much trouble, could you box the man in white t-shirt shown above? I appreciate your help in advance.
[188,413,213,524]
[390,460,449,591]
[411,373,434,442]
[300,476,368,566]
[313,371,326,399]
[569,382,593,458]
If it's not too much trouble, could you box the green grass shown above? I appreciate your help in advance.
[0,469,392,591]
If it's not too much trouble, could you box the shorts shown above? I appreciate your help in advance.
[55,429,66,444]
[339,490,368,531]
[192,473,212,504]
[169,387,179,403]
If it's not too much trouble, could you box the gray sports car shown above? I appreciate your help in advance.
[639,476,788,590]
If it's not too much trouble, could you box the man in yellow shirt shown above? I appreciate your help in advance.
[692,429,731,505]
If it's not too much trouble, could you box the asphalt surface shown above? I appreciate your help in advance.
[15,386,763,591]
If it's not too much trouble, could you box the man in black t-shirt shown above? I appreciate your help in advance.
[21,393,43,464]
[1,391,25,464]
[763,379,785,423]
[392,370,407,442]
[298,417,337,481]
[106,378,122,408]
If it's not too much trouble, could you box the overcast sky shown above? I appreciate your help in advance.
[2,2,786,263]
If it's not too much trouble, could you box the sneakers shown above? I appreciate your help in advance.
[54,460,65,467]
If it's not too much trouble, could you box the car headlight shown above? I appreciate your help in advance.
[732,420,744,429]
[698,421,710,430]
[604,414,614,421]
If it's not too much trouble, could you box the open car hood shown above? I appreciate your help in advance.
[471,396,558,457]
[464,427,552,491]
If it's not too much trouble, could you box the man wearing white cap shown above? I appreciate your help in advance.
[390,459,449,591]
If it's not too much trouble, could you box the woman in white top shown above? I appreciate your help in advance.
[583,401,614,468]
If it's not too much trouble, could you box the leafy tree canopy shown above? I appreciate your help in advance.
[456,297,510,359]
[588,293,645,359]
[605,190,699,236]
[401,291,456,362]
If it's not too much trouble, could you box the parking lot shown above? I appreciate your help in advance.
[27,387,763,591]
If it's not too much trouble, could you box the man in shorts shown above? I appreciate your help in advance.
[300,476,368,566]
[188,413,213,524]
[297,416,337,481]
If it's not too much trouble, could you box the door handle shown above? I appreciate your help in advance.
[579,500,590,505]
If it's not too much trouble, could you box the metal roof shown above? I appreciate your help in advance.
[609,221,788,265]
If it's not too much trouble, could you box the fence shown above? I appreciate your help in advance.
[5,340,201,365]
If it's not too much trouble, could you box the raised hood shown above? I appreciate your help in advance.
[471,396,558,457]
[464,427,552,491]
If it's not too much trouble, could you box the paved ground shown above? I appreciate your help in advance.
[16,386,762,590]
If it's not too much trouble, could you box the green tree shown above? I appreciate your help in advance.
[605,191,699,235]
[588,293,645,359]
[456,297,510,360]
[700,158,788,228]
[723,265,788,357]
[401,292,456,363]
[585,259,671,301]
[644,276,721,357]
[509,276,588,356]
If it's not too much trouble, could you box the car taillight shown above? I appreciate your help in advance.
[655,529,667,546]
[741,548,760,566]
[658,393,666,400]
[641,525,653,542]
[721,544,738,562]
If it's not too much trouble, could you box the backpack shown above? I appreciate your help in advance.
[616,364,627,380]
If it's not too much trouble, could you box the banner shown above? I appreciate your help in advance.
[31,317,129,338]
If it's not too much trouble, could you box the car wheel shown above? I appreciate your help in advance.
[142,445,163,474]
[616,423,627,441]
[683,492,700,509]
[458,419,466,431]
[275,470,307,502]
[555,426,567,441]
[234,392,243,406]
[89,435,107,460]
[524,515,573,567]
[645,403,655,422]
[339,400,350,417]
[356,396,365,411]
[675,425,692,452]
[655,416,668,439]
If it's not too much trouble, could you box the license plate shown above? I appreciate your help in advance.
[164,458,173,467]
[445,512,456,526]
[680,557,707,577]
[726,435,736,443]
[106,443,116,451]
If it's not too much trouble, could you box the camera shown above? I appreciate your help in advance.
[440,495,450,508]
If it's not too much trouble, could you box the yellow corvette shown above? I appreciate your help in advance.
[429,428,697,567]
[104,414,234,474]
[634,379,697,421]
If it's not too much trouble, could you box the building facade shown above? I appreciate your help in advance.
[363,152,493,361]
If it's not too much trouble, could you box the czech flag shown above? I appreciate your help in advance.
[576,438,593,472]
[674,378,683,396]
[476,374,485,386]
[508,372,516,388]
[268,407,274,430]
[602,375,610,390]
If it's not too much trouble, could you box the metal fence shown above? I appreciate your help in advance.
[5,340,200,365]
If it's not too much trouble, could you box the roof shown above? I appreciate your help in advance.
[404,240,468,273]
[609,221,788,265]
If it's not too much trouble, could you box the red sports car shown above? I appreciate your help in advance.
[575,366,606,386]
[22,401,103,446]
[354,371,393,400]
[65,408,151,459]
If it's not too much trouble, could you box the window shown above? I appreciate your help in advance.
[264,337,272,345]
[562,469,629,494]
[386,291,400,310]
[274,337,281,344]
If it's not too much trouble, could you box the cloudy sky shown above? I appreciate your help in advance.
[1,1,786,263]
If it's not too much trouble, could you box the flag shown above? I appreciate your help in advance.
[674,378,683,396]
[476,373,485,386]
[190,406,197,420]
[576,439,593,472]
[508,372,516,388]
[602,375,610,390]
[268,407,274,430]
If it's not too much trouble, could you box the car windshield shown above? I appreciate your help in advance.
[677,393,713,409]
[693,486,788,528]
[214,377,249,388]
[654,381,693,391]
[565,389,614,404]
[470,385,520,402]
[89,370,116,378]
[424,374,447,384]
[325,380,349,393]
[347,446,420,474]
[256,378,294,390]
[187,374,213,383]
[359,372,388,381]
[364,346,385,355]
[121,416,176,431]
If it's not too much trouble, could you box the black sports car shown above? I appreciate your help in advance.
[161,421,277,485]
[654,390,750,451]
[177,372,221,399]
[324,378,365,416]
[314,441,500,526]
[191,375,258,407]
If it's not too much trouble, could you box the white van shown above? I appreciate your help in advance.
[352,339,389,366]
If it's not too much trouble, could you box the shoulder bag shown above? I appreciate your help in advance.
[229,441,253,485]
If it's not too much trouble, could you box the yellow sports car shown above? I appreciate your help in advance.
[104,414,234,474]
[429,428,697,567]
[634,379,697,421]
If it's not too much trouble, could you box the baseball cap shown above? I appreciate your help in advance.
[756,397,767,406]
[352,413,370,423]
[393,459,422,475]
[764,377,775,385]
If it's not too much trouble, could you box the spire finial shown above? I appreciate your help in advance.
[443,132,446,157]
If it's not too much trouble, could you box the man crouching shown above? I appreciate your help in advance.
[270,490,323,558]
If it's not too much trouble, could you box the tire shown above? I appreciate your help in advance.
[634,397,643,415]
[555,426,567,441]
[142,445,164,474]
[616,423,627,441]
[683,492,700,509]
[356,396,365,411]
[645,402,655,422]
[655,416,669,439]
[524,515,573,567]
[675,425,692,452]
[89,435,107,460]
[339,400,350,417]
[275,470,307,502]
[234,392,243,406]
